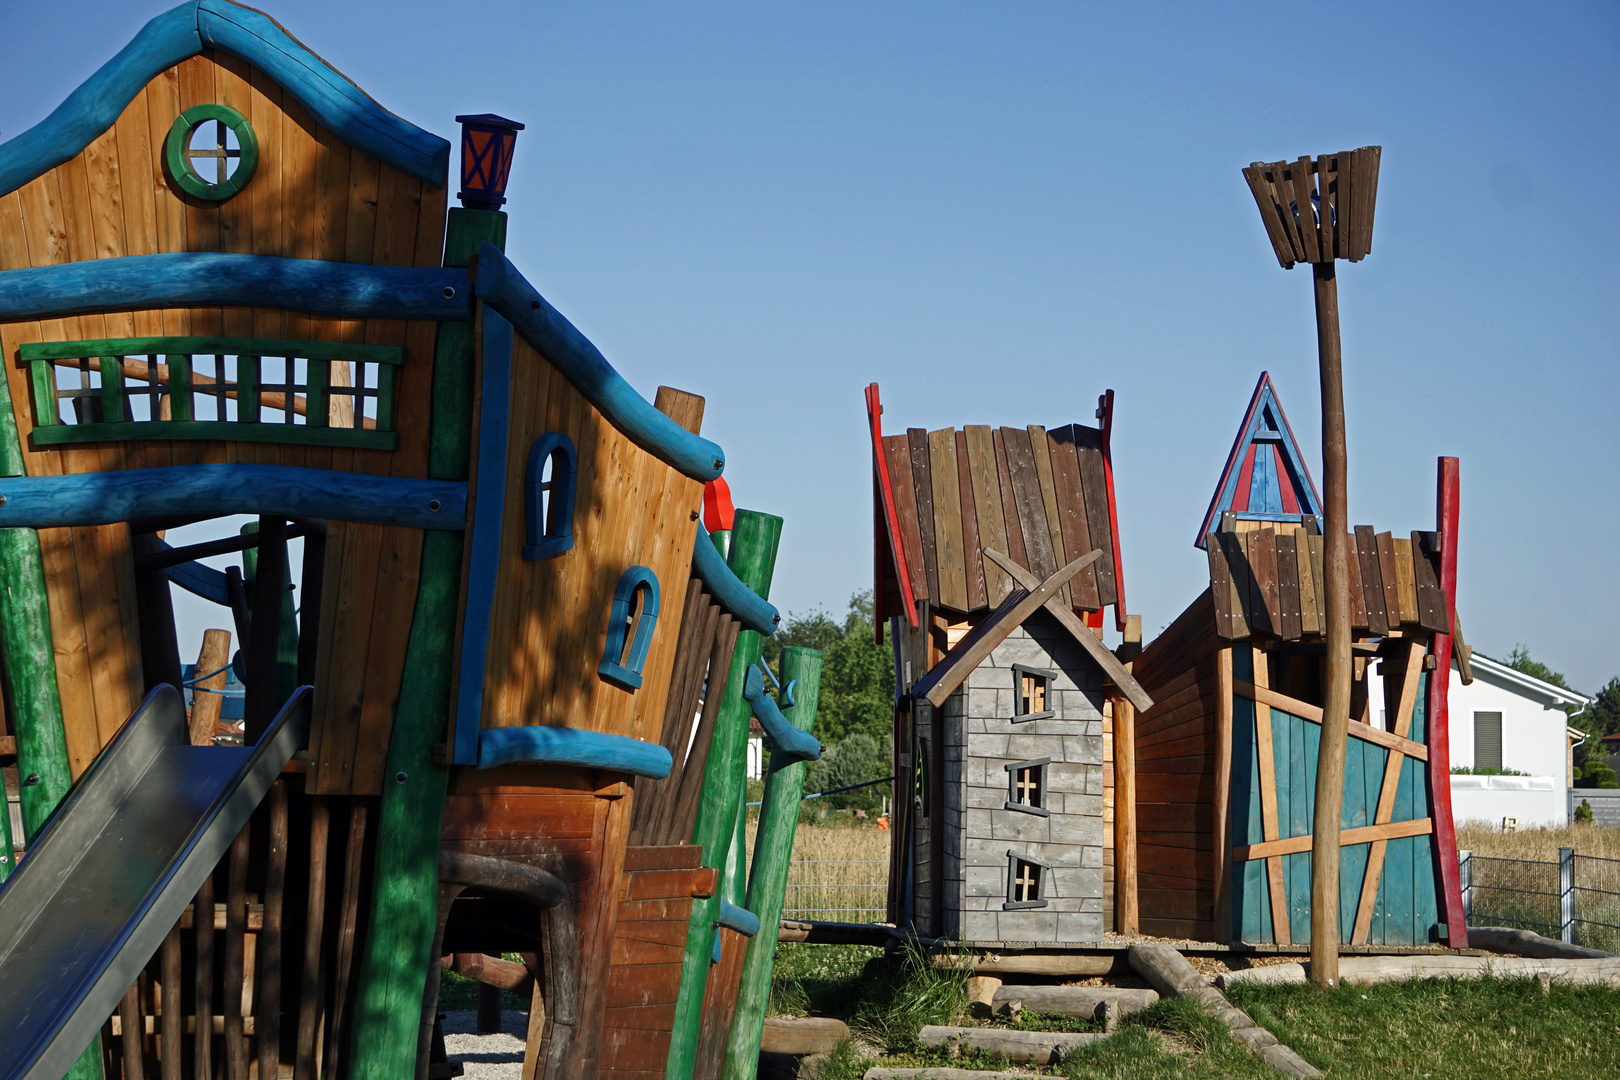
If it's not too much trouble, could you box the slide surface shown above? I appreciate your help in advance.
[0,683,310,1080]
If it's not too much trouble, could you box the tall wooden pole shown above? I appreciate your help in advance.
[1311,262,1350,985]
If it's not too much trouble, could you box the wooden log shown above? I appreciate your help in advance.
[188,629,233,746]
[160,928,182,1080]
[1466,927,1612,961]
[258,781,288,1080]
[942,953,1127,976]
[964,976,1001,1018]
[1127,943,1207,997]
[224,825,251,1080]
[1114,695,1138,935]
[916,1027,1107,1064]
[775,921,897,946]
[861,1070,1036,1080]
[1218,955,1620,989]
[294,799,329,1080]
[989,986,1158,1016]
[119,980,144,1080]
[757,1018,850,1056]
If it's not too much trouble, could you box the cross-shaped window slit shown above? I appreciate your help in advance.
[1011,664,1056,722]
[1004,757,1050,816]
[1022,672,1045,715]
[1016,766,1041,806]
[1013,860,1040,904]
[188,119,241,185]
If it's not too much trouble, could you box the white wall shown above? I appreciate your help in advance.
[1368,658,1573,783]
[1451,775,1564,829]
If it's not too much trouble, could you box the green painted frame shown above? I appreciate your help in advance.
[20,336,403,450]
[164,103,259,201]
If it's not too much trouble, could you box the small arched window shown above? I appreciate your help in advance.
[524,432,577,560]
[599,567,661,691]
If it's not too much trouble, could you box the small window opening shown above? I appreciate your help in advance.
[1004,757,1051,817]
[914,736,931,819]
[524,433,577,560]
[1004,851,1049,910]
[1011,664,1056,722]
[599,567,660,691]
[188,119,243,185]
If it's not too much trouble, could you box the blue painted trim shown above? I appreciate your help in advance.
[0,253,471,323]
[523,432,576,560]
[452,310,515,766]
[716,898,761,938]
[1196,372,1326,548]
[194,1,449,185]
[167,559,230,606]
[474,725,673,778]
[0,464,465,531]
[472,243,726,483]
[598,567,660,691]
[742,665,821,764]
[690,521,780,637]
[0,1,448,198]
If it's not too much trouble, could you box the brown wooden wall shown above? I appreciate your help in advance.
[475,333,703,748]
[601,845,717,1080]
[0,52,447,781]
[1130,590,1220,940]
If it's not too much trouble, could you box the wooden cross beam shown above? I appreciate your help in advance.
[1351,638,1428,943]
[982,547,1154,713]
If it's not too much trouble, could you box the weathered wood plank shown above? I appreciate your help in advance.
[908,429,940,605]
[1047,425,1098,610]
[1391,536,1418,626]
[1234,817,1433,863]
[1072,424,1117,607]
[1026,425,1075,608]
[991,428,1028,572]
[928,428,968,611]
[964,426,1010,604]
[1001,427,1055,582]
[954,429,988,611]
[1355,526,1387,634]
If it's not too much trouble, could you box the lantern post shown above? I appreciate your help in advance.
[1241,147,1381,986]
[454,113,525,210]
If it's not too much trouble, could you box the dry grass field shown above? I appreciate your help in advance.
[1456,821,1620,861]
[747,822,893,923]
[1455,822,1620,951]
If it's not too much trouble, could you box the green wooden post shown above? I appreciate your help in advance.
[665,510,781,1080]
[0,318,101,1080]
[722,646,822,1080]
[347,207,507,1080]
[239,522,301,712]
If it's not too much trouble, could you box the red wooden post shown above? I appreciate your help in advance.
[1426,457,1469,947]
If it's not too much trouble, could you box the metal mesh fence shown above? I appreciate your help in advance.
[780,860,888,923]
[1459,849,1620,952]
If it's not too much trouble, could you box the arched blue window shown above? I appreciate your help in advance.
[524,432,577,560]
[599,567,660,691]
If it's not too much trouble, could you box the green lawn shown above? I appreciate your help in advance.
[766,944,1620,1080]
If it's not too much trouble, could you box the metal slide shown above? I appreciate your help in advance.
[0,683,311,1080]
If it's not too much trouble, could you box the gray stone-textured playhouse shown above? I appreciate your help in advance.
[865,392,1155,945]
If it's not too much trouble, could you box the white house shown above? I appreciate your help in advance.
[1373,650,1590,828]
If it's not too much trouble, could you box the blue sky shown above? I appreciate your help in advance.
[3,2,1617,693]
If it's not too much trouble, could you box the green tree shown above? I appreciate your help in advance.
[1506,644,1578,711]
[805,732,885,812]
[1581,677,1620,740]
[763,590,895,746]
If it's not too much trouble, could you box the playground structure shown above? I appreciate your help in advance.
[1128,371,1468,947]
[0,5,817,1080]
[865,385,1153,943]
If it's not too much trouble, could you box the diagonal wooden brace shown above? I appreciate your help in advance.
[983,547,1154,712]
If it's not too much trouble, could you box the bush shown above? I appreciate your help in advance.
[1575,799,1595,825]
[805,734,886,814]
[1577,761,1619,789]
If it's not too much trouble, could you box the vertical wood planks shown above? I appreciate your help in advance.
[1207,537,1235,640]
[1391,537,1417,625]
[1296,527,1320,636]
[953,429,987,610]
[1275,530,1302,640]
[1374,532,1400,627]
[1354,527,1386,634]
[927,429,968,611]
[1047,425,1098,610]
[1026,425,1074,608]
[883,436,928,602]
[1072,424,1117,606]
[1001,428,1055,581]
[1250,647,1289,944]
[1218,532,1252,640]
[1246,528,1278,638]
[991,429,1028,570]
[1412,532,1448,633]
[963,426,1008,604]
[907,429,940,605]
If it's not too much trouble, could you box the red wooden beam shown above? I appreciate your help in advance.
[1426,455,1469,949]
[866,383,919,634]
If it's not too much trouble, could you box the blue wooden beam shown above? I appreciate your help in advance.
[742,665,821,764]
[690,523,781,637]
[716,899,761,938]
[474,725,673,779]
[0,1,448,198]
[472,243,727,483]
[0,465,465,532]
[167,560,230,606]
[451,310,515,766]
[0,253,471,324]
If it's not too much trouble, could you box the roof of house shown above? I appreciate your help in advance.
[1204,520,1451,641]
[1462,652,1594,710]
[1195,372,1323,549]
[867,386,1124,622]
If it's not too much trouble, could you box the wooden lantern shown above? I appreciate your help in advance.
[1242,148,1381,268]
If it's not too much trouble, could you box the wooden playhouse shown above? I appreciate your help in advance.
[0,5,806,1080]
[865,385,1153,945]
[1128,374,1468,947]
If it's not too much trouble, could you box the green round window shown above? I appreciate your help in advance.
[165,104,259,200]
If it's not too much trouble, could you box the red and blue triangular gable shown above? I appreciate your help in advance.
[1194,372,1323,549]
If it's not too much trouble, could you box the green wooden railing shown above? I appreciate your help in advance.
[19,336,404,450]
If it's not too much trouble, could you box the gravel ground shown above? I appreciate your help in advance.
[440,1010,528,1080]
